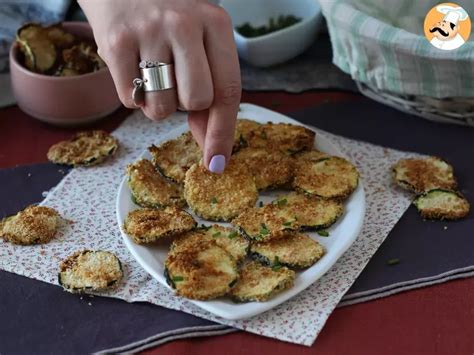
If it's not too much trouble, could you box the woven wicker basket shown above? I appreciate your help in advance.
[320,0,474,127]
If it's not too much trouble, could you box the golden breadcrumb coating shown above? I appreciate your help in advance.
[184,159,258,221]
[0,205,60,245]
[232,204,300,242]
[393,157,457,193]
[246,122,315,154]
[414,189,470,220]
[165,238,238,300]
[123,207,196,244]
[233,147,293,190]
[127,159,185,208]
[275,192,344,230]
[172,225,249,263]
[59,250,123,293]
[251,232,325,268]
[293,156,359,200]
[229,261,295,302]
[149,132,202,184]
[47,130,118,166]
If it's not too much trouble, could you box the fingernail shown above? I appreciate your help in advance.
[209,155,226,174]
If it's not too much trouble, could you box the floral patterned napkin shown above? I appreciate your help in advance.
[0,109,415,346]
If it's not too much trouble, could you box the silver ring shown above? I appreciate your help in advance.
[132,60,176,106]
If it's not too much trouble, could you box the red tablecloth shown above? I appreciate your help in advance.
[1,91,472,355]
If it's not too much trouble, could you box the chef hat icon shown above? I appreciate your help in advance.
[436,5,469,25]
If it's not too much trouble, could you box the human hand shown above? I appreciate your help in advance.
[78,0,241,173]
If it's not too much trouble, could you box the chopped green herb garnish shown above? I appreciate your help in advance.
[283,221,293,227]
[212,231,221,237]
[236,15,302,38]
[387,258,400,266]
[172,276,184,282]
[210,197,218,204]
[317,230,330,237]
[274,198,287,207]
[261,131,268,139]
[260,223,270,235]
[228,231,238,239]
[272,256,282,271]
[259,201,264,207]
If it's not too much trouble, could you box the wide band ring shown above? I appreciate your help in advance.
[140,63,176,92]
[132,60,176,106]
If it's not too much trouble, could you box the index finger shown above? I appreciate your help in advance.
[201,5,241,173]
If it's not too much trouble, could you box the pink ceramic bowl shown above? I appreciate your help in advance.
[10,21,121,126]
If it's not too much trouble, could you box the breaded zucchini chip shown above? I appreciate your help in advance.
[47,130,118,166]
[172,226,249,264]
[233,147,293,190]
[123,207,196,244]
[247,122,315,154]
[274,192,344,230]
[294,150,331,165]
[165,238,238,300]
[58,250,123,293]
[413,189,470,220]
[250,232,325,269]
[149,132,202,184]
[232,204,300,242]
[293,156,359,200]
[127,159,185,208]
[184,160,258,221]
[229,261,295,302]
[393,157,457,193]
[0,205,60,245]
[235,119,261,147]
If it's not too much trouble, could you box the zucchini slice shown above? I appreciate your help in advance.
[165,238,238,300]
[45,24,75,48]
[47,130,118,167]
[413,189,470,220]
[123,207,196,244]
[234,119,261,148]
[393,157,457,194]
[229,261,295,302]
[250,232,325,269]
[293,156,359,200]
[0,205,60,245]
[149,132,202,184]
[294,150,331,164]
[58,250,123,293]
[16,23,57,73]
[233,147,293,190]
[246,122,315,154]
[274,192,344,230]
[172,226,249,264]
[184,159,258,222]
[127,159,185,208]
[232,204,300,242]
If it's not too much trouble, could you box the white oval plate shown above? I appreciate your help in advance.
[116,103,366,320]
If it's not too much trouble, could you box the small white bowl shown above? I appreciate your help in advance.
[220,0,323,67]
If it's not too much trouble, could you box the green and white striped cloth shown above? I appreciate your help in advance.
[319,0,474,99]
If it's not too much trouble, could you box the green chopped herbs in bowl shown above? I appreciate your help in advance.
[236,15,302,38]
